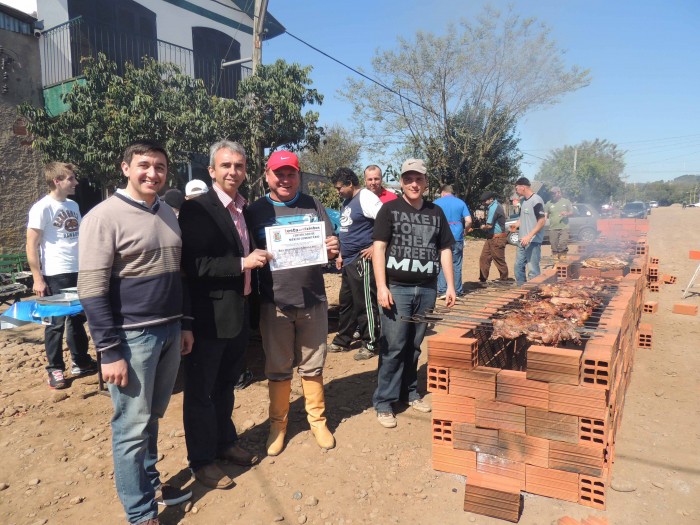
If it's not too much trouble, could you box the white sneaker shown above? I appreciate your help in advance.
[409,398,432,413]
[377,411,397,428]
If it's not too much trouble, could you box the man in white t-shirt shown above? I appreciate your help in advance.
[27,162,96,389]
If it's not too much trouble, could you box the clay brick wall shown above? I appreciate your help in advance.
[429,246,649,519]
[0,29,45,253]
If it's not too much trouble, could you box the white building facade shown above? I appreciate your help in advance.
[36,0,283,113]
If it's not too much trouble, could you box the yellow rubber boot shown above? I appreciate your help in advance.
[266,379,291,456]
[301,375,336,450]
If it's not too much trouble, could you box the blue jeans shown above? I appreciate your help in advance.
[438,240,463,295]
[514,242,542,284]
[373,283,437,413]
[108,321,182,524]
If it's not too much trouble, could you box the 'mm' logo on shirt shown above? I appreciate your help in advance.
[386,257,435,273]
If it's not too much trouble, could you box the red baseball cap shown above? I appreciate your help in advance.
[267,150,299,171]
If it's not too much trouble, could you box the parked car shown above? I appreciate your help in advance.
[648,201,659,208]
[620,201,648,219]
[506,203,599,245]
[600,203,615,217]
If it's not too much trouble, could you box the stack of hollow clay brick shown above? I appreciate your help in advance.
[551,220,649,282]
[428,235,649,522]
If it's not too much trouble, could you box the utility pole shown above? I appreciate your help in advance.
[219,0,268,199]
[252,0,268,74]
[251,0,268,198]
[573,148,578,177]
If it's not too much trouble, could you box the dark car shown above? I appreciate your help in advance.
[620,201,648,219]
[506,203,599,245]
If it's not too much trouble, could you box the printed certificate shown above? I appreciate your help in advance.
[265,222,328,271]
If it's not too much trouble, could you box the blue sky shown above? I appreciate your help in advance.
[8,0,699,183]
[262,0,700,183]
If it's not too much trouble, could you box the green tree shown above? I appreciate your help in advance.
[237,59,323,199]
[298,124,362,177]
[19,55,323,198]
[307,181,342,210]
[636,176,700,205]
[19,53,230,189]
[537,140,626,206]
[342,5,589,200]
[427,105,522,206]
[298,124,362,209]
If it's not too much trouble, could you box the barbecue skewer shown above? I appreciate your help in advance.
[400,314,610,336]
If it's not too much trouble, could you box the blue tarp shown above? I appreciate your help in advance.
[0,300,83,329]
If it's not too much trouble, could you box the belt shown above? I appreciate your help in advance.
[492,233,508,238]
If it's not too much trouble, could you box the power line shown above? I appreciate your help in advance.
[520,151,548,161]
[627,148,700,167]
[626,169,700,173]
[282,30,436,116]
[616,133,700,145]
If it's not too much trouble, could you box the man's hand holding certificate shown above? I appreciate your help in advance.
[265,222,329,271]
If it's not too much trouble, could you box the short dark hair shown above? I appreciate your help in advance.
[480,190,496,202]
[331,167,359,187]
[440,184,454,194]
[515,177,530,186]
[163,188,185,210]
[123,140,170,168]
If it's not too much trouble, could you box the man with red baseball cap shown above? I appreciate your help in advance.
[247,150,340,457]
[266,150,300,171]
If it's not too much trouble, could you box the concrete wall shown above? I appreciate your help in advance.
[37,0,255,79]
[0,29,45,254]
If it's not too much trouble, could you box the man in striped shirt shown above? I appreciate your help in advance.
[78,140,193,525]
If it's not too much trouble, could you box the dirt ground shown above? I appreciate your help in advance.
[1,206,699,525]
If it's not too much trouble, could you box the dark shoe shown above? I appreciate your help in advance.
[218,444,259,466]
[71,358,98,377]
[134,519,160,525]
[234,369,254,390]
[193,463,235,489]
[48,369,67,389]
[328,343,349,353]
[353,347,375,361]
[155,483,192,506]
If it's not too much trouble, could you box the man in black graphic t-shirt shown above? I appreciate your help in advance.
[372,159,456,429]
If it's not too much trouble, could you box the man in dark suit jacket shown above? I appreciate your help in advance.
[179,140,271,490]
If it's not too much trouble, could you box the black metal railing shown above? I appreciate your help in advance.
[41,17,250,99]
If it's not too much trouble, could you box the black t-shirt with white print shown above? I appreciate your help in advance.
[373,197,454,286]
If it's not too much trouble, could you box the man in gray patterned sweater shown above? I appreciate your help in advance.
[78,140,193,525]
